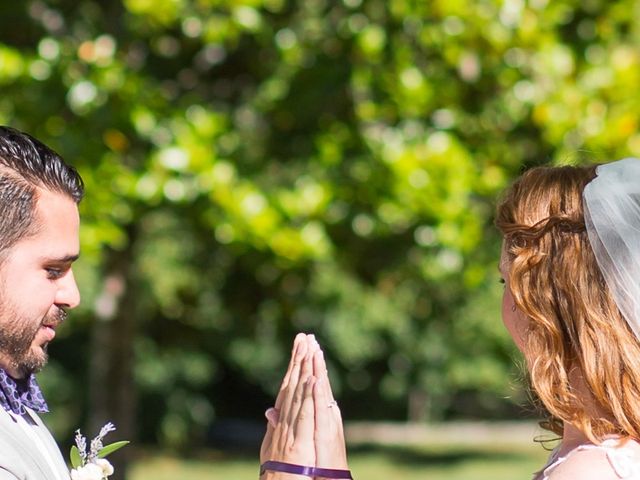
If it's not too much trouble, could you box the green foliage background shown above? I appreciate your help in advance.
[1,0,638,455]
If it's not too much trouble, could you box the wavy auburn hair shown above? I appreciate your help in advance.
[496,164,640,442]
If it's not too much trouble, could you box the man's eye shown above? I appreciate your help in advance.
[46,268,63,279]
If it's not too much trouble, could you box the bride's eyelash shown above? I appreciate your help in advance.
[499,278,505,284]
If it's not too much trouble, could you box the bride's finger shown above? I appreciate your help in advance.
[283,333,307,389]
[306,334,320,356]
[293,376,316,448]
[260,408,280,463]
[313,349,335,402]
[313,375,332,462]
[265,407,279,429]
[275,333,307,411]
[278,336,308,415]
[314,372,332,423]
[286,342,314,428]
[313,372,349,470]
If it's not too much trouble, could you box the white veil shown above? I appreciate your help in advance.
[583,157,640,339]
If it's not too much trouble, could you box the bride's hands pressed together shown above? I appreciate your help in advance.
[260,333,352,479]
[260,334,319,479]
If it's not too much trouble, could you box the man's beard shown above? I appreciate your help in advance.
[0,307,65,378]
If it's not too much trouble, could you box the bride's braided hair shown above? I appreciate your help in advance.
[496,164,640,442]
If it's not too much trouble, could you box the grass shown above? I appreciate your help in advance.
[129,441,551,480]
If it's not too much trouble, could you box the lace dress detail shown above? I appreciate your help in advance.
[537,439,640,479]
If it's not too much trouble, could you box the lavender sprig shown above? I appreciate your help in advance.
[74,430,87,463]
[69,421,128,479]
[88,422,116,461]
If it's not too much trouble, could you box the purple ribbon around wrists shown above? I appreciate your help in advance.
[260,461,353,479]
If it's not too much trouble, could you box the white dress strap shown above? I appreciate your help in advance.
[539,439,640,479]
[605,440,639,478]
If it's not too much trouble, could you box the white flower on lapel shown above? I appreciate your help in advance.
[69,422,128,480]
[70,463,103,480]
[94,459,114,477]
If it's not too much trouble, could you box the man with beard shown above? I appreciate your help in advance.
[0,126,83,479]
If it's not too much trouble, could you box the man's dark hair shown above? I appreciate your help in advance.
[0,126,84,254]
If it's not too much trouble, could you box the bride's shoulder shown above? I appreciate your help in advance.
[545,439,640,480]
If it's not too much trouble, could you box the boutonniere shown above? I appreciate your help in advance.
[69,422,129,480]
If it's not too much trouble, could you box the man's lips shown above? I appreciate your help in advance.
[39,324,57,343]
[41,309,66,330]
[41,320,60,330]
[38,310,66,343]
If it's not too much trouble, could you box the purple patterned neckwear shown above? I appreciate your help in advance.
[0,369,48,415]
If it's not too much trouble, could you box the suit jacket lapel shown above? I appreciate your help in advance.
[25,409,70,479]
[0,408,69,480]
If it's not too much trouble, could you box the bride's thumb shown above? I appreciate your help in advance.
[265,407,280,428]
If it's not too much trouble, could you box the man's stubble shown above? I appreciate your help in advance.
[0,300,62,378]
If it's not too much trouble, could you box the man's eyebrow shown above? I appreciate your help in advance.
[44,254,80,263]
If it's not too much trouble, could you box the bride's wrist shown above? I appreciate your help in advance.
[261,473,307,480]
[261,461,353,479]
